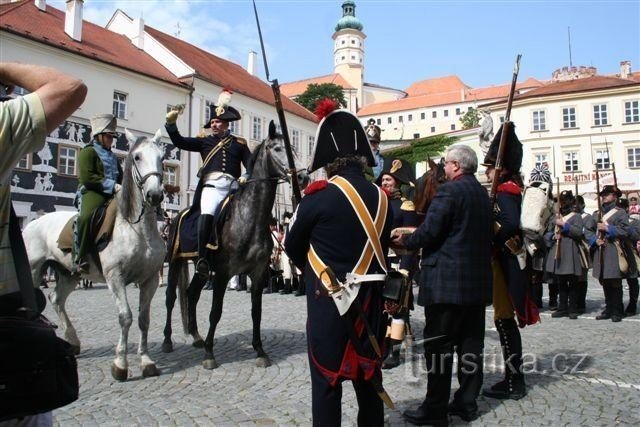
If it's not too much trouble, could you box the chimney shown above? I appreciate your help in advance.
[620,60,631,79]
[34,0,46,11]
[247,51,257,76]
[64,0,83,42]
[131,17,145,49]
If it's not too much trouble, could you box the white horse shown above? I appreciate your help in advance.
[23,129,166,381]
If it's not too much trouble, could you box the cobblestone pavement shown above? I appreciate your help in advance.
[43,275,639,426]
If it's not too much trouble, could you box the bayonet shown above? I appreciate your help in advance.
[252,0,302,209]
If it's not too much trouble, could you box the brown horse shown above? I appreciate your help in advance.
[414,157,446,217]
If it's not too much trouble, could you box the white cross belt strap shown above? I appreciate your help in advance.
[307,176,388,315]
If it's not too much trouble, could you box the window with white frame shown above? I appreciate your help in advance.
[444,110,449,117]
[58,145,77,176]
[112,91,127,119]
[228,119,239,135]
[595,149,611,169]
[430,126,435,133]
[532,110,546,131]
[432,111,437,119]
[252,116,262,141]
[413,133,420,139]
[456,108,461,115]
[564,151,579,172]
[562,107,576,128]
[628,147,640,168]
[421,112,425,120]
[499,116,505,124]
[593,104,608,126]
[408,114,413,122]
[308,136,315,157]
[205,100,213,123]
[376,118,381,125]
[291,129,300,154]
[625,100,639,123]
[398,116,403,123]
[387,117,392,124]
[163,165,178,186]
[450,124,455,130]
[15,154,31,170]
[534,153,548,168]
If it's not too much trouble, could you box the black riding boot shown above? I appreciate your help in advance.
[382,338,402,369]
[626,279,638,316]
[195,214,215,279]
[483,318,526,400]
[279,278,292,294]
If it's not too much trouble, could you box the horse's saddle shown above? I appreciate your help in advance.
[57,199,118,252]
[167,192,235,262]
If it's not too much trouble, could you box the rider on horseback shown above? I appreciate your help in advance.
[73,113,122,275]
[165,89,251,278]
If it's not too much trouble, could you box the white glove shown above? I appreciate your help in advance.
[165,110,179,125]
[238,176,247,185]
[114,183,122,193]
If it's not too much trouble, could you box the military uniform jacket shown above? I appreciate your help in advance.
[404,174,493,306]
[544,212,584,276]
[165,124,251,212]
[284,166,393,386]
[585,205,630,279]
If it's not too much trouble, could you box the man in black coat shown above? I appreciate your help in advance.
[285,102,393,426]
[392,144,492,424]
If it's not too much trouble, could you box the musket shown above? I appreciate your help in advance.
[252,0,302,209]
[489,54,522,206]
[595,165,605,268]
[555,177,562,261]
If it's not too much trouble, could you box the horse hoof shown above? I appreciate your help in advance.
[256,357,271,368]
[192,339,205,348]
[202,358,219,370]
[142,364,161,378]
[71,344,81,355]
[161,340,173,353]
[111,363,129,382]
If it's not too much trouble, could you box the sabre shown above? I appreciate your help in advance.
[252,0,302,209]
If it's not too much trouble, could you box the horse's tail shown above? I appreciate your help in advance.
[171,258,190,335]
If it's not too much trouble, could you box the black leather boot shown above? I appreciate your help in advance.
[577,280,588,314]
[548,280,558,309]
[279,278,292,294]
[568,279,579,319]
[195,214,215,279]
[483,318,526,400]
[626,279,638,316]
[610,286,624,322]
[382,338,402,369]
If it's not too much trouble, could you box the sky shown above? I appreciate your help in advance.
[50,0,640,91]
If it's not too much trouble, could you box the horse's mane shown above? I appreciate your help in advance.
[119,137,146,221]
[415,157,446,215]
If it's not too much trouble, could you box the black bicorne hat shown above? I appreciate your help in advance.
[599,184,622,198]
[375,158,415,186]
[204,89,241,127]
[309,102,374,172]
[482,122,523,172]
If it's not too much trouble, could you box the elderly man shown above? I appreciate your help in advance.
[392,144,492,424]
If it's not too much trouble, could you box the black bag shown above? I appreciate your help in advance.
[0,315,79,421]
[382,270,409,303]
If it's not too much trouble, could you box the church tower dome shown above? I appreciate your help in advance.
[333,1,365,111]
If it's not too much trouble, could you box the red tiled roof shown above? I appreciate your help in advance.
[0,0,183,86]
[280,74,355,98]
[466,78,544,101]
[483,75,640,106]
[145,26,317,123]
[405,75,469,97]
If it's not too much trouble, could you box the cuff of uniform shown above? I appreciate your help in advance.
[607,224,616,239]
[165,122,178,133]
[562,223,571,234]
[588,236,596,247]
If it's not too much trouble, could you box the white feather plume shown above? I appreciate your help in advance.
[217,89,232,108]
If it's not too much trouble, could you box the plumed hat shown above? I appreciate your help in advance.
[599,184,622,198]
[204,89,241,127]
[560,190,575,204]
[529,163,551,184]
[90,113,118,138]
[365,118,381,143]
[375,158,415,186]
[309,98,374,172]
[482,122,523,172]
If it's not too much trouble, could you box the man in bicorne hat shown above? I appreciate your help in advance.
[73,113,123,274]
[165,89,251,278]
[585,184,632,322]
[366,118,385,180]
[284,99,393,426]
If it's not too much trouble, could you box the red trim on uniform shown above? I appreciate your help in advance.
[380,187,391,198]
[497,181,522,196]
[304,180,328,195]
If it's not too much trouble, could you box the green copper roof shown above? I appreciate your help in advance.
[335,1,362,32]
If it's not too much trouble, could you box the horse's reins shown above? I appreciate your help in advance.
[127,156,163,224]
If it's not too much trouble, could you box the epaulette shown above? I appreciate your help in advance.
[401,199,415,211]
[497,181,522,196]
[304,180,328,195]
[233,135,247,145]
[196,131,207,138]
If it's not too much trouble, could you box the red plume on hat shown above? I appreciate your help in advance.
[314,98,339,121]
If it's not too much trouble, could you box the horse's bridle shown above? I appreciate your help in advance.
[242,140,292,184]
[127,151,164,224]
